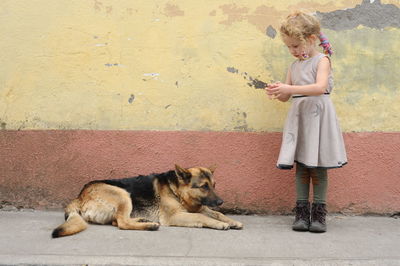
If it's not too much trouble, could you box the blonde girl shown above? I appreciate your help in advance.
[267,11,347,233]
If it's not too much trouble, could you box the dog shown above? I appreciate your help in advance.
[52,165,243,237]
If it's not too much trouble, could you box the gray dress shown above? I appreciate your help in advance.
[277,53,347,169]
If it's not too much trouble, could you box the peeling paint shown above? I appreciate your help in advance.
[143,73,160,80]
[128,94,135,104]
[317,0,400,30]
[227,67,239,74]
[249,79,268,89]
[227,67,268,89]
[105,63,124,67]
[266,25,277,39]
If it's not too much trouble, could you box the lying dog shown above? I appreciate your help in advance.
[52,165,243,237]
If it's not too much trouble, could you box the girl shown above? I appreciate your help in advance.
[266,11,347,233]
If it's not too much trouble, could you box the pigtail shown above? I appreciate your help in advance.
[319,32,333,56]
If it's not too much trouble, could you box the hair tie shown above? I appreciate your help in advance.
[319,32,333,56]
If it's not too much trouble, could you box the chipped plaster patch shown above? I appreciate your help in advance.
[317,0,400,30]
[217,1,399,34]
[143,73,161,81]
[266,25,277,39]
[128,94,135,104]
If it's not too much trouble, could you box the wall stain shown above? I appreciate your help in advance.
[232,110,250,131]
[106,6,113,14]
[317,0,400,30]
[219,4,282,35]
[247,5,281,33]
[94,0,102,12]
[219,4,249,25]
[164,3,184,17]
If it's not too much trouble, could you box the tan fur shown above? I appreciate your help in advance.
[52,165,243,238]
[53,183,159,237]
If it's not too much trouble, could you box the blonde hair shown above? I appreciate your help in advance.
[280,11,321,44]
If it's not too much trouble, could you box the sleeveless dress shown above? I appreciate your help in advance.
[277,53,347,169]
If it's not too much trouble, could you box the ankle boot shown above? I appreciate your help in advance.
[309,203,327,233]
[292,201,310,231]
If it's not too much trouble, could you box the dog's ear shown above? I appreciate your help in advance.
[175,164,192,183]
[208,165,217,174]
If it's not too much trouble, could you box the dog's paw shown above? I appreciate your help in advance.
[215,222,230,230]
[229,221,243,230]
[146,222,160,231]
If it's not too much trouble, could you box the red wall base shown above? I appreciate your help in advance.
[1,130,399,214]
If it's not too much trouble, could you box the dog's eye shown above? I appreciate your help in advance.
[201,183,209,190]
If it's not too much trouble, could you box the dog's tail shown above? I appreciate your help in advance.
[52,199,88,238]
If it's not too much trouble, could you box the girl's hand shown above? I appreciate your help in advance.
[266,82,283,99]
[268,83,293,96]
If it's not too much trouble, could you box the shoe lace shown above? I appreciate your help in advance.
[312,204,327,223]
[293,204,309,221]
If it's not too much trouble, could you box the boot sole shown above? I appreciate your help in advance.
[293,228,309,232]
[309,227,326,233]
[292,226,309,231]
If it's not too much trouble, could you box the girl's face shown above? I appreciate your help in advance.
[282,35,315,59]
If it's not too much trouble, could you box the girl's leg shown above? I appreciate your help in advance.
[311,168,328,204]
[310,168,328,233]
[292,163,311,231]
[295,163,310,202]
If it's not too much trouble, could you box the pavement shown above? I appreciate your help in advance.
[0,210,399,266]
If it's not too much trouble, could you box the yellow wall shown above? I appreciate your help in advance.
[1,0,399,132]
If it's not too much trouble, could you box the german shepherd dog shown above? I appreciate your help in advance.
[52,165,243,237]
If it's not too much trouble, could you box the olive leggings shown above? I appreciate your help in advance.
[295,163,328,204]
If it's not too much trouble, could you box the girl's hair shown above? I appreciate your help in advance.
[280,11,333,56]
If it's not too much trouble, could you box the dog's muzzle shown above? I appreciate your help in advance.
[202,197,224,207]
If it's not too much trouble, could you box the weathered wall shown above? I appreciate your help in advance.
[1,0,399,213]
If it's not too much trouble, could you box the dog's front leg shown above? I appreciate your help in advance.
[167,212,230,230]
[201,207,243,229]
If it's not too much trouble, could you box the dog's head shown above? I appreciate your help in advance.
[174,164,223,212]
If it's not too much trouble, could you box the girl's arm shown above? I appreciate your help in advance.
[275,68,292,102]
[268,57,331,97]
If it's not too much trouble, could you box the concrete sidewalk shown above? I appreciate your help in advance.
[0,210,399,266]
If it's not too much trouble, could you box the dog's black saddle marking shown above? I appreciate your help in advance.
[91,170,179,212]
